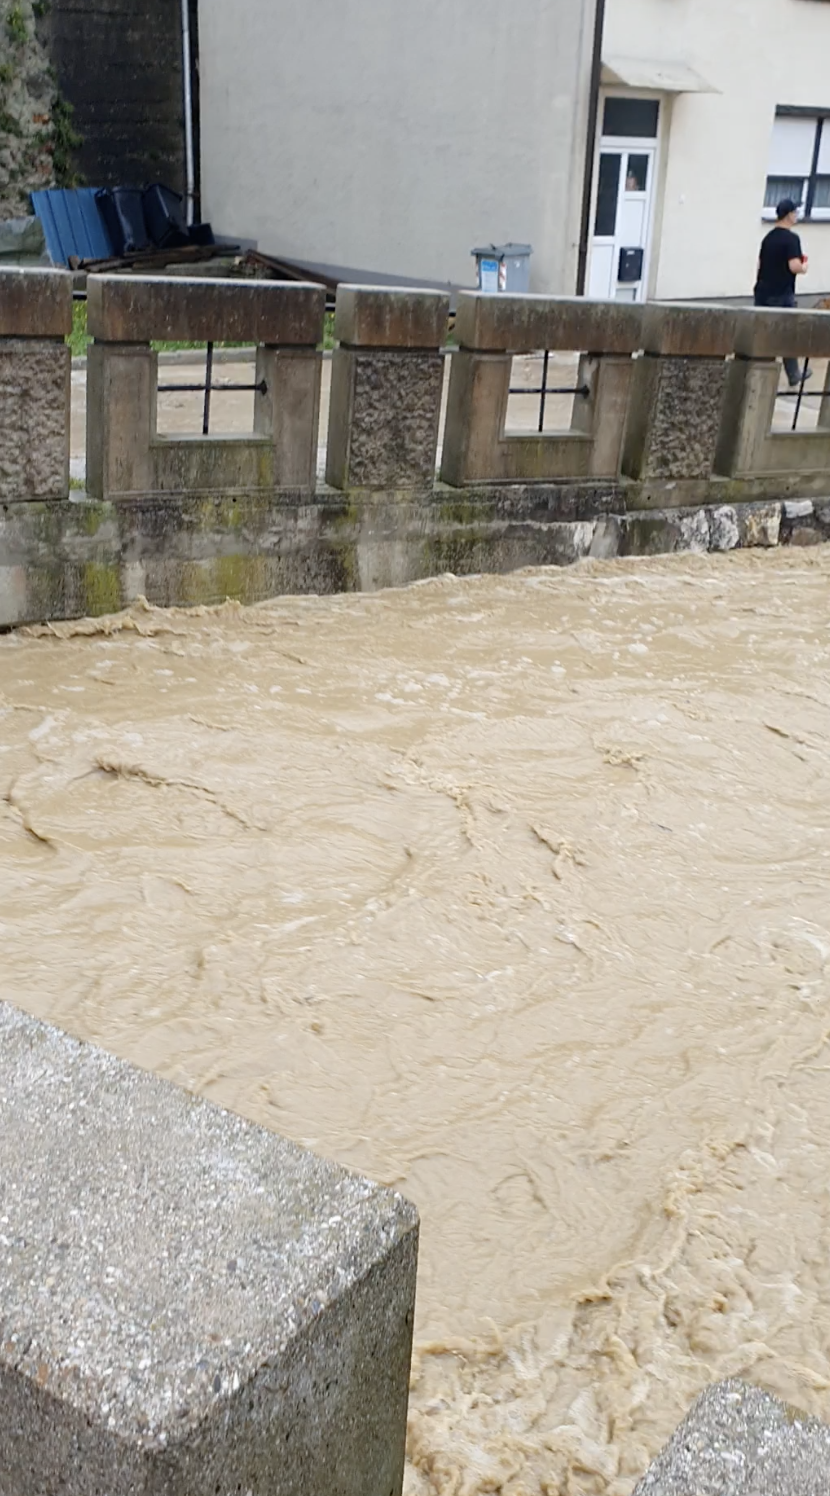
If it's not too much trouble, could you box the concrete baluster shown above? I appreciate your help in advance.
[326,286,449,490]
[86,275,325,500]
[718,306,830,476]
[440,292,643,486]
[0,268,72,502]
[622,302,737,482]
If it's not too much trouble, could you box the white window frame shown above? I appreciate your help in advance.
[763,109,830,221]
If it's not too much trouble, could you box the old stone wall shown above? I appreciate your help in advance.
[0,0,58,218]
[0,0,186,223]
[0,489,820,630]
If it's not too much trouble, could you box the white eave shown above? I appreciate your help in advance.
[601,56,719,94]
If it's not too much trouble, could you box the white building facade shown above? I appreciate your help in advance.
[197,0,830,303]
[592,0,830,302]
[197,0,597,294]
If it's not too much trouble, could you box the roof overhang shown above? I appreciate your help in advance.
[601,56,718,94]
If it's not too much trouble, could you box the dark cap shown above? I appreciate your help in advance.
[776,198,800,220]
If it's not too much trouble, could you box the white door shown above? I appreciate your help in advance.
[588,144,656,302]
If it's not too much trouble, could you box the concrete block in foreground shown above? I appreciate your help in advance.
[634,1379,830,1496]
[0,1001,418,1496]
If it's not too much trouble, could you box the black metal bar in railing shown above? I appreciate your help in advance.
[509,383,590,398]
[156,381,268,394]
[509,351,590,431]
[538,349,549,434]
[792,358,811,433]
[202,341,214,436]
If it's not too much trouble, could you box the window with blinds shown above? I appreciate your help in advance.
[765,112,830,219]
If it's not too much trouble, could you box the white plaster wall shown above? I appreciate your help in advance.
[198,0,596,293]
[603,0,830,300]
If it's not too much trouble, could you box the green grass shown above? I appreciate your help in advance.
[67,301,91,356]
[148,338,251,352]
[68,301,338,355]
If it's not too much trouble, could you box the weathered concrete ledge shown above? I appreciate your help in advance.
[641,301,736,358]
[0,1000,418,1496]
[87,274,326,346]
[634,1380,830,1495]
[335,285,450,349]
[0,484,826,627]
[454,291,644,354]
[733,304,830,359]
[0,266,73,338]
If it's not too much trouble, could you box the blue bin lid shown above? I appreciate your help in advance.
[471,243,533,260]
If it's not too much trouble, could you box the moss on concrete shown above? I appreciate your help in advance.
[82,561,120,615]
[421,534,486,576]
[439,499,490,528]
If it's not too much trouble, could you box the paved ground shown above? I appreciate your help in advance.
[69,350,829,484]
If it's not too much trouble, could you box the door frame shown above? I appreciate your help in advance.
[587,92,664,303]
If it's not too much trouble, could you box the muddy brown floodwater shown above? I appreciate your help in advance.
[3,550,830,1494]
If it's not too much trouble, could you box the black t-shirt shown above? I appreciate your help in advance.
[755,226,803,298]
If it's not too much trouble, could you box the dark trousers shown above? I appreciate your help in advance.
[754,290,801,385]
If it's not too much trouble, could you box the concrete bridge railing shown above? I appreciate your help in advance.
[441,294,643,485]
[719,303,830,478]
[85,275,326,501]
[5,268,830,505]
[5,267,830,624]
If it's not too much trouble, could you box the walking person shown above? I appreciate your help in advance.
[754,198,810,388]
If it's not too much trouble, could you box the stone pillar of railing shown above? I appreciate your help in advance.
[0,268,72,501]
[0,1000,418,1496]
[440,292,643,486]
[716,306,830,477]
[86,275,326,501]
[326,286,450,490]
[634,1380,830,1494]
[622,303,736,482]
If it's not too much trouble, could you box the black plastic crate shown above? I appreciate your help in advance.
[95,187,151,256]
[143,183,189,250]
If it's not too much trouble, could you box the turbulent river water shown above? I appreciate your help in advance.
[3,549,830,1494]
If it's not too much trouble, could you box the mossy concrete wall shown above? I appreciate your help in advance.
[0,483,825,627]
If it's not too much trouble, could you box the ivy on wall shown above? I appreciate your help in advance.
[0,0,82,217]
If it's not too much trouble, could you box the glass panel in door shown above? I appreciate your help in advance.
[594,153,621,238]
[625,153,650,194]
